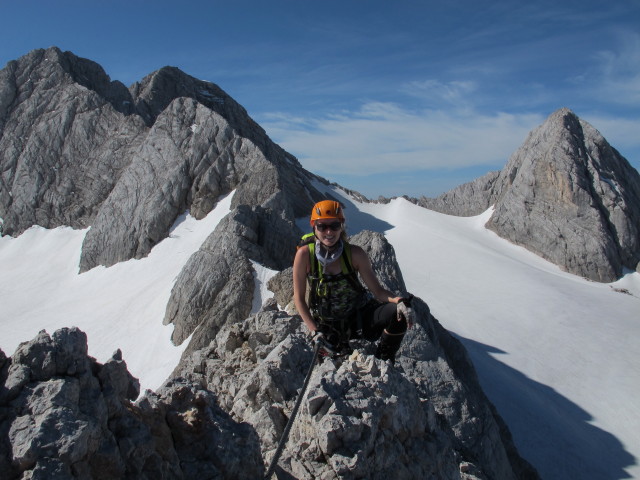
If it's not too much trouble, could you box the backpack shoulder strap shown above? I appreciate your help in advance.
[308,241,318,277]
[307,239,322,280]
[341,242,354,275]
[297,233,319,277]
[341,242,366,292]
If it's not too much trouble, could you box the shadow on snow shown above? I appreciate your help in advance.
[454,335,635,480]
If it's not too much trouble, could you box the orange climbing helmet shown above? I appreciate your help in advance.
[310,200,345,226]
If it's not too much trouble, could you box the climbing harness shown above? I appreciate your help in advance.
[306,237,367,322]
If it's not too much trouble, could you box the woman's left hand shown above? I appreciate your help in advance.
[395,295,415,329]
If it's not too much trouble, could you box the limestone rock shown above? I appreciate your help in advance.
[414,108,640,282]
[0,47,327,272]
[486,108,640,282]
[163,204,300,352]
[173,302,537,479]
[0,327,263,479]
[172,234,538,480]
[267,266,296,312]
[416,170,502,217]
[0,47,143,236]
[350,230,407,294]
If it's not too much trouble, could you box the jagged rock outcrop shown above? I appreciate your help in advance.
[0,47,325,272]
[172,232,538,479]
[0,327,263,479]
[163,204,300,352]
[415,108,640,282]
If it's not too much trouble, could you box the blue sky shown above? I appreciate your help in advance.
[1,0,639,198]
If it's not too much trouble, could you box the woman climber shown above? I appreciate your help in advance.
[293,200,415,362]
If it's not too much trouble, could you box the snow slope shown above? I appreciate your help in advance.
[1,187,639,479]
[333,189,640,480]
[0,192,234,392]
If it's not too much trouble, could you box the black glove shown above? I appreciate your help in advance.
[312,329,338,356]
[397,294,415,328]
[399,294,414,306]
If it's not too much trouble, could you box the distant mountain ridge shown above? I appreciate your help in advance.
[416,108,640,282]
[0,46,324,272]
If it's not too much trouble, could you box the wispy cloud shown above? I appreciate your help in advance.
[401,80,478,109]
[260,103,543,176]
[591,31,640,105]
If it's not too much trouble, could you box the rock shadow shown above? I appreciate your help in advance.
[296,194,394,236]
[453,335,635,480]
[338,196,394,235]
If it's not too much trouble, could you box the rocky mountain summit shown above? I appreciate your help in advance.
[0,46,593,479]
[417,108,640,282]
[0,232,538,479]
[0,46,317,274]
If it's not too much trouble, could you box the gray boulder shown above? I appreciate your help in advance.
[0,327,264,479]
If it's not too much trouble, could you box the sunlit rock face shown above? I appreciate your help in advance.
[416,108,640,282]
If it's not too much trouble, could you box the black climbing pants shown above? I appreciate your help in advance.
[316,301,408,347]
[355,301,407,341]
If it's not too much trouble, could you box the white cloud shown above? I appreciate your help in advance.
[585,30,640,105]
[260,103,543,175]
[401,79,478,107]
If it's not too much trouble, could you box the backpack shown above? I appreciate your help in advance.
[298,233,366,317]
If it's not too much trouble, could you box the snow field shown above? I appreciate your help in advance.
[1,187,638,479]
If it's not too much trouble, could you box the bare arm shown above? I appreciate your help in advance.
[293,246,318,333]
[350,246,403,304]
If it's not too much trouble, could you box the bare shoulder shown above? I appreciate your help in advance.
[294,245,311,269]
[294,244,310,260]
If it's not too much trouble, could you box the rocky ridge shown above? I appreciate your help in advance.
[0,46,323,274]
[416,108,640,282]
[0,328,264,479]
[0,46,331,356]
[0,231,539,479]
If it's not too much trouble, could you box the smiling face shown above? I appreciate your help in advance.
[314,220,343,248]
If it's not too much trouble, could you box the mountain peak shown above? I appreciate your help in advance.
[130,65,229,125]
[486,108,640,282]
[415,107,640,282]
[0,47,323,269]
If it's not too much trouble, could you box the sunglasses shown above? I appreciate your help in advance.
[315,221,342,232]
